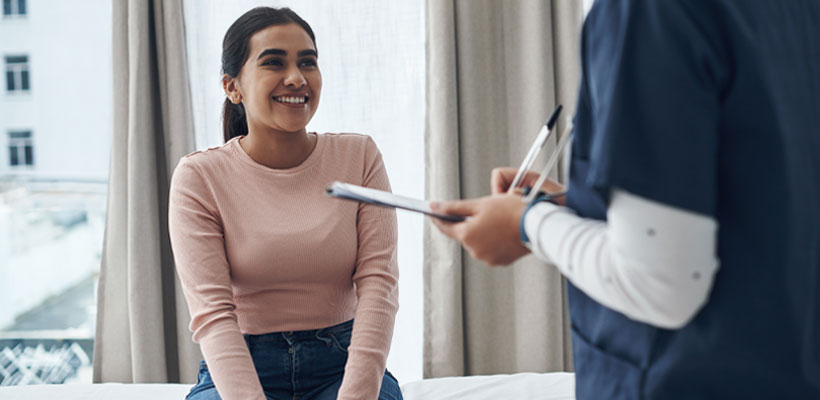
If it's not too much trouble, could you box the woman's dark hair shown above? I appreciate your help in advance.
[221,7,317,143]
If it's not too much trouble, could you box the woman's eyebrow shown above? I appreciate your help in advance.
[257,49,317,60]
[257,48,286,59]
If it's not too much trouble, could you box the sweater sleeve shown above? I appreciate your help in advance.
[337,137,400,399]
[168,158,265,400]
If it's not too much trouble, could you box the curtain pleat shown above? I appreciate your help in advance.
[93,0,200,384]
[424,0,582,378]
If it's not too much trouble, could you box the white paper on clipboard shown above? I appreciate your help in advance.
[326,181,466,222]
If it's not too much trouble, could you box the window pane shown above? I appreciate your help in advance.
[5,55,27,64]
[21,69,29,90]
[24,145,33,165]
[9,146,19,165]
[3,0,11,16]
[6,70,14,91]
[9,131,31,139]
[1,0,111,386]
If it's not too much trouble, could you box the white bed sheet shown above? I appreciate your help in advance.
[401,372,575,400]
[0,372,575,399]
[0,383,191,400]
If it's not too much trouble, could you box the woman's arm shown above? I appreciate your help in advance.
[337,137,400,400]
[524,189,720,329]
[168,159,265,400]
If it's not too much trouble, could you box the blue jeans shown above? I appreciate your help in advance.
[186,319,402,400]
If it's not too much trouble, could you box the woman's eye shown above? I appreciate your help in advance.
[299,59,318,68]
[263,58,283,67]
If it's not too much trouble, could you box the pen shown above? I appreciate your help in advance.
[523,118,574,203]
[507,104,563,193]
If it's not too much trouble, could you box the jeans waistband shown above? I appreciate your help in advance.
[243,319,353,345]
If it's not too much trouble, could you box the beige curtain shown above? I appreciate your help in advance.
[93,0,200,384]
[424,0,583,378]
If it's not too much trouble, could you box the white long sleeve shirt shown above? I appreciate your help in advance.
[524,189,720,329]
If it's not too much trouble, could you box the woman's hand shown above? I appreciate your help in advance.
[430,194,530,266]
[491,167,566,205]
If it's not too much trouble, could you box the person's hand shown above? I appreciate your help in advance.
[491,167,566,205]
[430,194,530,266]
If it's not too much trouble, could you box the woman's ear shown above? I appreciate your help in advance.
[222,74,242,104]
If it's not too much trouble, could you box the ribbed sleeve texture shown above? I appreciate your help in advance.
[168,133,399,400]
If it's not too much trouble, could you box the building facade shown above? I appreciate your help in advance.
[1,0,111,181]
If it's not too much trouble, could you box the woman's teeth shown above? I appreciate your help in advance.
[274,96,307,104]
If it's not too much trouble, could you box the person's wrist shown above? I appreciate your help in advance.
[520,193,558,247]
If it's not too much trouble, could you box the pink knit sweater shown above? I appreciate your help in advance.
[168,133,399,400]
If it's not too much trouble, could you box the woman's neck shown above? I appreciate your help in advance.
[240,127,316,170]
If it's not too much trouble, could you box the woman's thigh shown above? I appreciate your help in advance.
[186,361,222,400]
[186,386,221,400]
[310,370,403,400]
[378,370,404,400]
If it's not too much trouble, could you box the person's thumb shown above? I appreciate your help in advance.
[431,199,480,217]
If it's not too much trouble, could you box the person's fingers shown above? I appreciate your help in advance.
[491,167,524,194]
[431,199,481,217]
[539,176,565,193]
[491,168,512,194]
[430,216,458,238]
[518,172,565,194]
[519,170,543,189]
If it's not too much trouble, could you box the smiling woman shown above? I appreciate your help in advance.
[184,0,426,389]
[223,20,322,170]
[169,7,404,400]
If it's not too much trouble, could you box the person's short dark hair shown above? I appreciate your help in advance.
[221,7,317,143]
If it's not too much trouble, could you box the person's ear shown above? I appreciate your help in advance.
[222,74,242,104]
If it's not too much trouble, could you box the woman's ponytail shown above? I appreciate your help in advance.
[222,99,247,143]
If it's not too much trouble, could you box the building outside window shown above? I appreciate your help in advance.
[7,130,33,167]
[0,0,111,386]
[5,55,30,93]
[2,0,26,17]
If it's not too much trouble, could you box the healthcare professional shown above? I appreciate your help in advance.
[431,1,820,399]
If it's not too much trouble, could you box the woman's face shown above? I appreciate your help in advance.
[226,23,322,135]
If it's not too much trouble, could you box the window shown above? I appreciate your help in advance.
[5,55,30,93]
[7,130,33,167]
[2,0,25,17]
[0,0,111,386]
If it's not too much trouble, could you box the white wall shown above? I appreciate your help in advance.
[0,0,112,181]
[184,0,426,383]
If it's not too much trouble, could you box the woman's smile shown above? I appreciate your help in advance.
[273,93,310,107]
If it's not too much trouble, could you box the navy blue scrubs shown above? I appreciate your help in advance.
[566,1,820,398]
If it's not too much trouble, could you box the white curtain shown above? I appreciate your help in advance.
[424,0,583,378]
[94,0,201,384]
[182,0,426,383]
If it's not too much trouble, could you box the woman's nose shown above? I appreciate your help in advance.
[284,67,306,87]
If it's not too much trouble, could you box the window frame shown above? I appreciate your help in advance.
[7,130,34,168]
[2,0,26,17]
[5,55,31,93]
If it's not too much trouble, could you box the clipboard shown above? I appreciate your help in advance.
[326,181,466,222]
